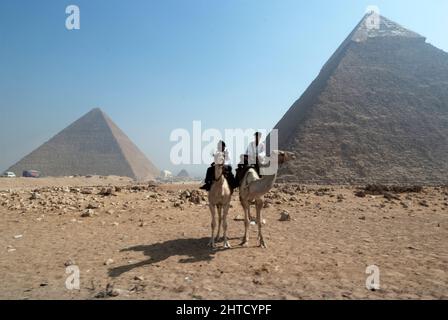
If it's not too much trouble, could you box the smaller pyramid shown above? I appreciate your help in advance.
[8,108,159,180]
[177,169,190,178]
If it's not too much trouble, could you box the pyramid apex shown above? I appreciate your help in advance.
[85,107,108,119]
[90,107,103,113]
[352,13,424,42]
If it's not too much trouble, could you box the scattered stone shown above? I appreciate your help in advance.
[234,215,244,221]
[364,184,423,195]
[148,181,159,188]
[104,258,114,266]
[254,264,270,275]
[99,187,114,196]
[263,199,272,208]
[180,190,190,200]
[189,190,204,204]
[173,201,183,208]
[355,191,366,198]
[419,200,429,207]
[384,192,400,201]
[13,234,23,239]
[279,211,291,222]
[81,188,94,195]
[95,283,124,298]
[134,276,145,281]
[81,209,94,217]
[30,192,41,200]
[86,203,100,209]
[314,188,331,196]
[130,283,146,293]
[7,246,16,253]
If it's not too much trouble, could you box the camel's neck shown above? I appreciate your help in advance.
[214,165,223,181]
[210,165,231,196]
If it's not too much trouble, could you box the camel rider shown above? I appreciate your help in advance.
[246,131,266,175]
[200,141,238,191]
[235,132,266,186]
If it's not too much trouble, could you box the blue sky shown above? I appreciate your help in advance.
[1,0,447,176]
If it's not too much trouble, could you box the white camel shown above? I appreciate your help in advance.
[239,150,295,248]
[207,151,232,249]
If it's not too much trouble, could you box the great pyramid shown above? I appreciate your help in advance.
[8,108,159,180]
[274,13,448,185]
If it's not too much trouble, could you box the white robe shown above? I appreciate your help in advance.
[246,141,266,165]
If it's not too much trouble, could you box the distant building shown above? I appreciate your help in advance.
[160,170,173,179]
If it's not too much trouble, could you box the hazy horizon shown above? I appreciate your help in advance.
[1,0,447,177]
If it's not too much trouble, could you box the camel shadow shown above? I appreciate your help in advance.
[108,237,232,278]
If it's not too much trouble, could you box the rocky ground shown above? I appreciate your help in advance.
[0,176,447,300]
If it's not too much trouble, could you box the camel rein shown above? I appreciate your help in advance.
[214,164,224,181]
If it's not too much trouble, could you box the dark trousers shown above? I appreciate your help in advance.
[204,164,237,189]
[205,166,214,184]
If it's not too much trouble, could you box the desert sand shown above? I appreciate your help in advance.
[0,176,447,300]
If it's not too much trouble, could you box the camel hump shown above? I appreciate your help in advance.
[243,168,260,186]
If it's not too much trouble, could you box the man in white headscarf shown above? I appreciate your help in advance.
[246,132,266,173]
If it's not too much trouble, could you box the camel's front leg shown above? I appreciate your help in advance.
[215,205,222,242]
[255,198,266,248]
[222,203,231,249]
[240,201,250,247]
[208,204,217,248]
[248,204,255,223]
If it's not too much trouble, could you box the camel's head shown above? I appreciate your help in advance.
[272,150,296,165]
